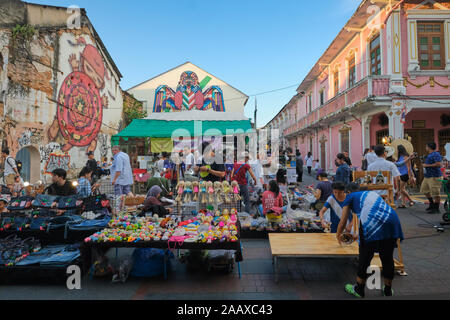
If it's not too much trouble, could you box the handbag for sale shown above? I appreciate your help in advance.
[10,214,31,231]
[58,195,83,209]
[7,196,35,211]
[32,194,59,208]
[82,194,109,212]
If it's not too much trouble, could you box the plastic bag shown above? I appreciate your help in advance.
[111,255,134,284]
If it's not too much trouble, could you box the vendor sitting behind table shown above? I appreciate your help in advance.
[308,172,332,212]
[318,182,352,233]
[0,198,9,214]
[46,168,77,216]
[142,185,173,216]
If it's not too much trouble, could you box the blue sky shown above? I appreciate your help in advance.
[27,0,361,127]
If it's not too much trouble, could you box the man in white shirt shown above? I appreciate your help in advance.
[248,154,264,188]
[367,145,401,196]
[2,148,20,192]
[184,147,195,174]
[365,146,378,167]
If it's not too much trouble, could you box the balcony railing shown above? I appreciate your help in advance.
[284,76,390,136]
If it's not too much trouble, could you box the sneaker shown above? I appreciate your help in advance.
[344,284,364,298]
[382,285,394,297]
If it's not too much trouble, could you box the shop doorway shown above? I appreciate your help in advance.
[438,129,450,158]
[16,146,41,183]
[320,141,326,169]
[405,129,435,157]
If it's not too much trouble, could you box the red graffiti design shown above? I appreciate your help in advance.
[57,71,102,147]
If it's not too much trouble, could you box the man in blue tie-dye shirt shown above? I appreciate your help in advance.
[337,183,404,299]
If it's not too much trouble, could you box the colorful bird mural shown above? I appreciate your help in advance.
[153,71,225,113]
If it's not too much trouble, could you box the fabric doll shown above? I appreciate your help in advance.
[214,181,223,203]
[192,181,200,202]
[200,181,207,204]
[231,180,241,201]
[175,180,185,205]
[222,181,232,203]
[207,181,214,203]
[184,181,193,203]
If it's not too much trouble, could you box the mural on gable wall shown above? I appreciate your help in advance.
[48,37,109,153]
[153,71,225,112]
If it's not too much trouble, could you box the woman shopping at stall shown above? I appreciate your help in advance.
[77,167,100,198]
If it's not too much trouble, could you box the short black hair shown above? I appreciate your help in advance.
[331,182,346,191]
[336,153,346,160]
[86,151,94,156]
[2,149,9,155]
[374,145,385,157]
[52,168,67,180]
[426,142,437,150]
[318,172,328,178]
[79,166,93,178]
[345,182,361,193]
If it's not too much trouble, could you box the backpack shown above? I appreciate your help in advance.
[6,157,22,174]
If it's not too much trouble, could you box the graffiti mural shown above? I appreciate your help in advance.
[18,128,43,148]
[153,71,225,113]
[97,133,109,159]
[48,37,109,153]
[39,143,62,164]
[44,153,71,174]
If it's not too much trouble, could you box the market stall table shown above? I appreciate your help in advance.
[269,233,359,282]
[81,238,243,280]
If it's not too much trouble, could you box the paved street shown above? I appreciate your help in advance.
[0,172,448,300]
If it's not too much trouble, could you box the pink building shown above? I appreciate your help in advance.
[265,0,450,171]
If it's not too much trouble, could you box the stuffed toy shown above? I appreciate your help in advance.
[184,181,193,203]
[231,180,241,201]
[200,181,207,204]
[214,181,223,203]
[192,181,200,202]
[175,180,185,205]
[207,181,214,203]
[222,181,232,203]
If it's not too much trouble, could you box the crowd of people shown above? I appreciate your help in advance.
[0,138,448,299]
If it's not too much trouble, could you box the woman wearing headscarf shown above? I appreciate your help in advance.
[142,185,173,215]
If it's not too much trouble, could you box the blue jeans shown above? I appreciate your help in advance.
[15,245,68,266]
[239,184,251,214]
[114,184,132,196]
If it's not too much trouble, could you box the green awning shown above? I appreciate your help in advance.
[112,119,253,145]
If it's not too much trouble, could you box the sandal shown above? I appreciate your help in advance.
[409,201,415,207]
[397,205,407,209]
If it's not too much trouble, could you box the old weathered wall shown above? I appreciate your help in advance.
[0,21,123,182]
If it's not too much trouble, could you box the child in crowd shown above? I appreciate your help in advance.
[260,180,286,227]
[0,198,8,214]
[318,182,352,233]
[308,172,332,212]
[337,183,404,298]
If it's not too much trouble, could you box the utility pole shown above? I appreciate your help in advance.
[254,97,257,129]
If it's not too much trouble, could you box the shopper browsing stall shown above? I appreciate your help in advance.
[308,172,332,212]
[111,145,134,196]
[260,180,286,216]
[367,145,401,196]
[77,167,100,198]
[337,183,404,298]
[1,148,20,193]
[318,182,350,233]
[231,153,257,213]
[334,153,351,185]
